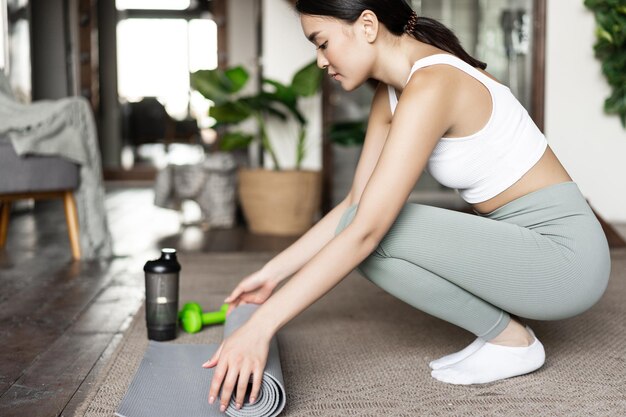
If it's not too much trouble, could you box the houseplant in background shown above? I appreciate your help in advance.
[584,0,626,128]
[328,119,367,206]
[190,61,324,235]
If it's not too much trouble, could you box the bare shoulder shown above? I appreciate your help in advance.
[400,64,494,138]
[403,64,462,99]
[394,66,458,134]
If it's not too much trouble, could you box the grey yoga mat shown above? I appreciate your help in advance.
[115,303,286,417]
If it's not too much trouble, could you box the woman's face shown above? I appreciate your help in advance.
[300,14,374,91]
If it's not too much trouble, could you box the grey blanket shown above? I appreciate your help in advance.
[0,73,113,259]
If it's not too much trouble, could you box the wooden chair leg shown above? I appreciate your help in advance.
[0,201,10,248]
[63,191,81,260]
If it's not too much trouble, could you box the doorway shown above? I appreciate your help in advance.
[113,0,218,175]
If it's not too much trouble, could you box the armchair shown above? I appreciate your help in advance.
[0,70,112,260]
[0,137,81,259]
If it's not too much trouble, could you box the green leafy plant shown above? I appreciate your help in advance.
[191,61,323,170]
[584,0,626,127]
[329,120,367,147]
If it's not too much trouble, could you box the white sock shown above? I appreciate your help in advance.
[429,337,486,370]
[430,327,545,385]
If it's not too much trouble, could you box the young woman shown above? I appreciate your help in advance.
[202,0,611,411]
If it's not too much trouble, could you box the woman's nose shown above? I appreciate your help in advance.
[316,51,329,70]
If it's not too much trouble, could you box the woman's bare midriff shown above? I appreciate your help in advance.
[471,146,573,215]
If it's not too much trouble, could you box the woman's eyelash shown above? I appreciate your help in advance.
[317,41,328,50]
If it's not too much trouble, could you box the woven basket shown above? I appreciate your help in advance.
[238,168,322,235]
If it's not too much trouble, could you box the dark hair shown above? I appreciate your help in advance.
[295,0,487,70]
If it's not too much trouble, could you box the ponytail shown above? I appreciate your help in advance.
[404,11,486,69]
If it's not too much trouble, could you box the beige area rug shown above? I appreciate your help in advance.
[74,250,626,416]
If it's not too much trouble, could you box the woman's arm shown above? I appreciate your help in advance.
[261,83,393,286]
[251,67,455,334]
[261,195,353,285]
[206,68,456,410]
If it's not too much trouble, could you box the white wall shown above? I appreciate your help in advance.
[227,0,258,93]
[262,0,322,171]
[228,0,263,167]
[545,1,626,222]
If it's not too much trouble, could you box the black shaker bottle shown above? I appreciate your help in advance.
[144,248,180,341]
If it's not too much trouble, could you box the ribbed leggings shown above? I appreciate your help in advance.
[334,182,611,340]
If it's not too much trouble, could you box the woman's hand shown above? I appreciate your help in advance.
[223,269,278,316]
[202,323,271,412]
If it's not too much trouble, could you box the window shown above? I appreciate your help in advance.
[3,0,31,101]
[116,0,191,11]
[116,17,217,120]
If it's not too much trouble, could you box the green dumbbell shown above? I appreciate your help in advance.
[178,301,203,320]
[179,302,230,334]
[179,301,229,319]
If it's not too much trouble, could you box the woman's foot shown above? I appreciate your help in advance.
[429,318,533,370]
[429,337,485,370]
[430,321,545,385]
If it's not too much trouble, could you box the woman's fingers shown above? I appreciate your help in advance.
[202,342,223,369]
[225,276,258,303]
[250,365,263,404]
[208,360,228,405]
[219,365,240,412]
[224,282,249,303]
[203,321,271,412]
[224,286,243,303]
[225,300,249,317]
[225,302,237,317]
[235,366,252,409]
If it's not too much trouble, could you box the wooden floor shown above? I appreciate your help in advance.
[0,185,298,417]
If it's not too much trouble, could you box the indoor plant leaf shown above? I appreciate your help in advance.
[189,59,321,170]
[585,0,626,128]
[219,131,255,151]
[263,79,298,105]
[240,95,289,121]
[209,101,252,124]
[291,61,324,97]
[224,66,250,93]
[260,81,307,124]
[191,66,250,105]
[329,120,368,146]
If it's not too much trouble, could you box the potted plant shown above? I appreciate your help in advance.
[190,61,324,235]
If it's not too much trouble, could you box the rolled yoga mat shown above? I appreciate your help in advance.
[115,303,286,417]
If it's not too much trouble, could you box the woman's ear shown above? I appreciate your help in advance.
[359,10,379,43]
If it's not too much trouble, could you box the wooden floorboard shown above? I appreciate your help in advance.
[60,333,126,417]
[0,333,113,417]
[0,259,129,398]
[0,185,297,417]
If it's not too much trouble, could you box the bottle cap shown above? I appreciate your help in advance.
[144,248,181,274]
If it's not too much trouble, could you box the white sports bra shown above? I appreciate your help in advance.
[387,54,547,204]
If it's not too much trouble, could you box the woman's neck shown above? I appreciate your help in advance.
[370,36,442,92]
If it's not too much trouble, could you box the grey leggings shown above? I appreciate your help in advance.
[334,182,611,340]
